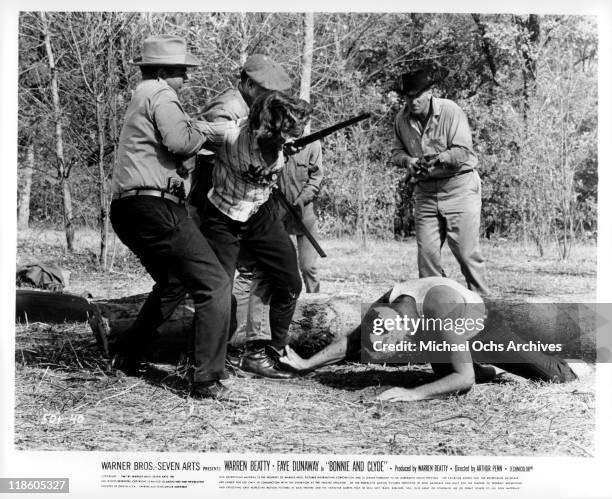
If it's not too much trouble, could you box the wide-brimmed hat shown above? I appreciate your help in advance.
[243,54,291,91]
[401,64,449,97]
[131,35,200,67]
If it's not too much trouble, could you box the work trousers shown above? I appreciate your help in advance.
[200,198,302,350]
[110,196,231,383]
[232,209,321,345]
[414,171,490,295]
[291,217,320,294]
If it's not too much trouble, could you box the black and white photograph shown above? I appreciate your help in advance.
[2,3,612,497]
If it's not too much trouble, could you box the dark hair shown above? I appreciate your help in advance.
[239,69,249,84]
[140,66,162,80]
[248,91,313,141]
[140,66,187,80]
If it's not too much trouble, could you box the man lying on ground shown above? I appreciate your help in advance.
[279,276,577,402]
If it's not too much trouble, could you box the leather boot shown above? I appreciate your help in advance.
[225,346,243,370]
[241,346,296,379]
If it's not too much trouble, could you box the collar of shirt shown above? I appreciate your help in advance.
[137,77,177,96]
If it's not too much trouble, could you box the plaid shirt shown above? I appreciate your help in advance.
[196,118,284,222]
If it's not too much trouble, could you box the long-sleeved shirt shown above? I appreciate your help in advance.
[391,97,477,179]
[188,89,250,207]
[200,88,249,122]
[196,119,283,222]
[277,140,323,232]
[112,79,205,195]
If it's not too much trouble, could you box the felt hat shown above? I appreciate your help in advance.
[243,54,291,91]
[401,64,449,97]
[131,35,200,67]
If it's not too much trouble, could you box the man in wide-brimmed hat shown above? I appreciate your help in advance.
[110,35,234,400]
[391,64,490,296]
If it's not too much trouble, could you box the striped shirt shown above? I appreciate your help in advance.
[196,119,284,222]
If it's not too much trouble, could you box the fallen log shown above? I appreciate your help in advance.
[88,293,362,361]
[16,289,91,323]
[88,293,596,364]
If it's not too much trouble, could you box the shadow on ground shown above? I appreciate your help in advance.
[311,363,516,393]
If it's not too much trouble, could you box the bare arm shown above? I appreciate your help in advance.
[279,336,349,372]
[377,343,475,402]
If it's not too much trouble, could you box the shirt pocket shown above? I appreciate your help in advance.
[294,160,311,184]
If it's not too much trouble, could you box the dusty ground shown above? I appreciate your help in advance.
[14,229,596,455]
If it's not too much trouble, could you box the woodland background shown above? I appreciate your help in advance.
[16,12,598,268]
[13,12,598,455]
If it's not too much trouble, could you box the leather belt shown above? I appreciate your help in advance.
[112,189,185,205]
[418,169,474,183]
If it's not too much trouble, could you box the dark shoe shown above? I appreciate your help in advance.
[190,381,230,399]
[190,381,249,402]
[265,344,283,361]
[241,348,296,379]
[226,350,243,370]
[111,353,146,377]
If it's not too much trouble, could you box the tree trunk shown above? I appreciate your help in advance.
[88,293,594,364]
[61,177,75,249]
[41,12,74,251]
[471,14,498,86]
[300,13,314,134]
[18,142,34,231]
[515,14,540,122]
[358,168,367,249]
[238,13,248,65]
[96,97,108,269]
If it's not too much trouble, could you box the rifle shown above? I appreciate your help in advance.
[280,112,372,258]
[283,112,371,156]
[274,187,327,258]
[401,131,437,179]
[414,154,438,176]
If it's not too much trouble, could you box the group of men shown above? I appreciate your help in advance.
[111,35,323,398]
[110,35,576,403]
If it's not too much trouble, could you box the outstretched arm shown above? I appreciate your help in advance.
[279,289,396,373]
[279,336,349,372]
[377,344,475,402]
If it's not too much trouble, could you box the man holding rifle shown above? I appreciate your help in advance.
[276,140,324,293]
[392,64,490,295]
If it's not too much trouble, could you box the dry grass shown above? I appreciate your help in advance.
[14,229,596,454]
